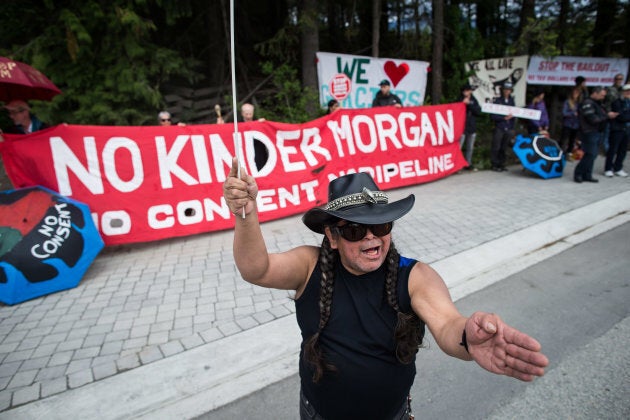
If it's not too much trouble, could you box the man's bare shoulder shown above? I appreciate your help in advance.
[408,261,448,293]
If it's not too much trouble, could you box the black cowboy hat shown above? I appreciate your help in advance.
[302,173,415,234]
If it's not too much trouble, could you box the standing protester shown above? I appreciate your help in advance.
[216,102,265,124]
[489,82,516,172]
[526,89,549,135]
[2,100,49,134]
[239,103,267,170]
[458,83,481,170]
[604,84,630,178]
[223,163,548,420]
[157,111,185,126]
[240,103,266,122]
[574,75,589,103]
[560,88,581,158]
[372,79,403,108]
[574,86,618,183]
[327,99,341,114]
[158,111,173,126]
[602,73,625,153]
[215,103,267,169]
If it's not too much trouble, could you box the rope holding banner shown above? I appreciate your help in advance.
[230,0,245,218]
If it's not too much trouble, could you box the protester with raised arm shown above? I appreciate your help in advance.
[223,159,549,419]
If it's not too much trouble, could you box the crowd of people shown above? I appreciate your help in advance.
[459,75,629,180]
[571,75,629,183]
[3,74,629,182]
[1,66,626,419]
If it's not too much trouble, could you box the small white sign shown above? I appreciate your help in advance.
[481,103,541,121]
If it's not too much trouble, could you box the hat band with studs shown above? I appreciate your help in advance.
[325,187,388,211]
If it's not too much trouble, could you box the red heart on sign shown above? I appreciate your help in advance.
[383,61,410,87]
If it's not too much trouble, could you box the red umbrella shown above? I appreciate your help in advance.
[0,57,61,102]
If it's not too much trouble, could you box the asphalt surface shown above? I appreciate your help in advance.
[0,157,628,417]
[201,221,630,419]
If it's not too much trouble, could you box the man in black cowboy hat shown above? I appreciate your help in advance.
[223,159,548,420]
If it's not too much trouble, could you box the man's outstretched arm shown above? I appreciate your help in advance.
[409,262,548,382]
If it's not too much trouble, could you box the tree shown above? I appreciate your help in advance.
[431,0,444,103]
[592,0,618,56]
[2,0,628,126]
[556,0,570,53]
[0,0,200,125]
[515,0,536,54]
[300,0,319,114]
[372,0,382,57]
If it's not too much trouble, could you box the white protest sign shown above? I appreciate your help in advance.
[465,55,528,107]
[317,52,429,109]
[481,103,541,121]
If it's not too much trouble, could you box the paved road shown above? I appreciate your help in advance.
[200,222,630,420]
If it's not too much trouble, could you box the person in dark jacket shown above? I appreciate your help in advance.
[458,83,482,170]
[604,84,630,178]
[327,99,341,114]
[574,87,618,183]
[560,87,581,157]
[372,79,403,108]
[2,100,49,134]
[223,163,549,420]
[489,82,516,172]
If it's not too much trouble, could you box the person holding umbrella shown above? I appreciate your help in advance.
[2,99,48,135]
[0,58,61,140]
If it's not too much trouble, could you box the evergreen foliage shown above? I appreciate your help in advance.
[0,0,628,126]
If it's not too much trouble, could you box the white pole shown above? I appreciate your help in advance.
[230,0,245,218]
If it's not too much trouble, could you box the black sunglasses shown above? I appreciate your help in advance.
[332,222,393,242]
[161,118,171,122]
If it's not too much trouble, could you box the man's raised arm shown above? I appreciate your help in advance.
[222,158,316,292]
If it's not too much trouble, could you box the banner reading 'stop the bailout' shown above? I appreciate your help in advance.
[526,56,629,86]
[317,52,429,110]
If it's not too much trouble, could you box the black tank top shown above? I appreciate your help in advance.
[296,256,419,419]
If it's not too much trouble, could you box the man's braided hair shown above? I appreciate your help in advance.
[302,233,426,383]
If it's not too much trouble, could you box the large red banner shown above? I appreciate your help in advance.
[0,104,466,245]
